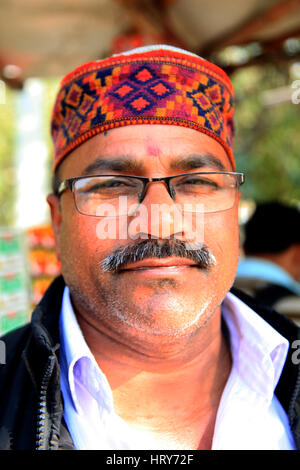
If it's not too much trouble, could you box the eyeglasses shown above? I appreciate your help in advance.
[57,172,245,217]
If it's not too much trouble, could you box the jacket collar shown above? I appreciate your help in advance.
[231,286,300,423]
[23,275,66,390]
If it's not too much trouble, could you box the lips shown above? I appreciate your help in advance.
[119,257,198,271]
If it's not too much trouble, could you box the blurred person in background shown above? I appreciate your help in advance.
[235,201,300,321]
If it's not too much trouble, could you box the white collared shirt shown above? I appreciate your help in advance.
[59,287,296,450]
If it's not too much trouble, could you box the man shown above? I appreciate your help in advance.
[235,202,300,322]
[0,45,299,450]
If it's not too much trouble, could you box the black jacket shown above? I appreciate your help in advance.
[0,275,300,450]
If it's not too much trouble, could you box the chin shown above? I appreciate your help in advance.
[124,292,218,338]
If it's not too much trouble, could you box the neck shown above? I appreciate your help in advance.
[111,324,231,420]
[75,304,232,449]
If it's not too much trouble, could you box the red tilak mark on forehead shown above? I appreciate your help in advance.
[146,144,161,157]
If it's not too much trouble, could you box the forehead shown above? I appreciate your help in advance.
[59,125,232,178]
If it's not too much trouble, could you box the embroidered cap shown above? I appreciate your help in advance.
[51,45,235,172]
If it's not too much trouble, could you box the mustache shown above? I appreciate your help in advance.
[100,239,216,273]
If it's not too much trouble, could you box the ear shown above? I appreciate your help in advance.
[293,243,300,278]
[46,193,62,261]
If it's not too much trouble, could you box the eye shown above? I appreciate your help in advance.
[187,177,218,187]
[175,175,220,190]
[94,179,129,189]
[78,177,138,192]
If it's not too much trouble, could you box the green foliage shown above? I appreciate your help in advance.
[0,79,59,227]
[41,78,60,193]
[232,64,300,204]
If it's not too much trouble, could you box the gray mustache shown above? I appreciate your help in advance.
[100,239,216,273]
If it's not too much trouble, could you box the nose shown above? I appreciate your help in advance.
[127,181,199,241]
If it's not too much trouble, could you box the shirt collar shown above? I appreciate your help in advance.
[59,286,114,415]
[59,286,290,414]
[222,291,289,402]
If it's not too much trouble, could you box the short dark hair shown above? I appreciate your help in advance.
[52,166,61,195]
[244,201,300,255]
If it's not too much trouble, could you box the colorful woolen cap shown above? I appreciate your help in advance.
[51,45,235,172]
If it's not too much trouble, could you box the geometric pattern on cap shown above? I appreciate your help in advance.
[51,49,235,171]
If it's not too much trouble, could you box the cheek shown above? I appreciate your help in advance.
[58,212,116,274]
[203,211,240,282]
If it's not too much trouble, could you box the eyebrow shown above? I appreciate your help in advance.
[82,152,228,176]
[82,157,145,175]
[169,153,227,171]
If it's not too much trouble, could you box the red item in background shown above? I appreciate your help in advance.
[26,225,61,307]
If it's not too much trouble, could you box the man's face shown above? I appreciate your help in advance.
[49,125,240,354]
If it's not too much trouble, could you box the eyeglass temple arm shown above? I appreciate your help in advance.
[238,173,245,185]
[57,180,69,196]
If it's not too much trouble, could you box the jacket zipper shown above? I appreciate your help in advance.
[36,354,56,450]
[288,363,300,435]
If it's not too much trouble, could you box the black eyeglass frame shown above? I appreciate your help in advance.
[57,171,245,212]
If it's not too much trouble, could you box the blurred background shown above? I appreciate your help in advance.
[0,0,300,333]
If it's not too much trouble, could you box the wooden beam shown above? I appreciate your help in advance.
[0,55,24,90]
[201,0,300,57]
[114,0,187,49]
[220,49,300,76]
[260,26,300,52]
